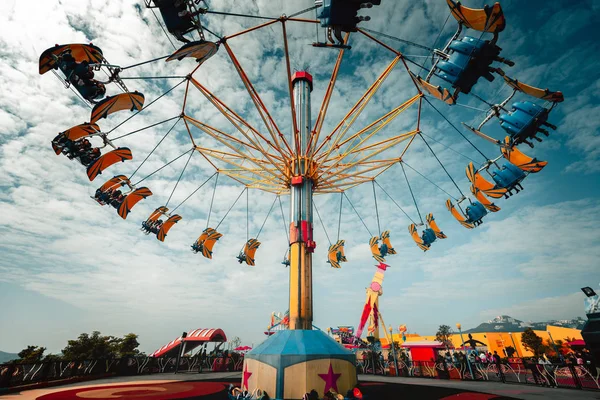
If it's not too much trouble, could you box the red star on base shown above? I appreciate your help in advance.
[243,365,252,390]
[318,362,342,393]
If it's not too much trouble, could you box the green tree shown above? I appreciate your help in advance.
[18,346,46,363]
[435,325,453,349]
[117,333,140,357]
[62,331,119,360]
[521,328,544,357]
[505,346,516,357]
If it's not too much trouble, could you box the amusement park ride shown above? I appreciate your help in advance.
[39,0,563,398]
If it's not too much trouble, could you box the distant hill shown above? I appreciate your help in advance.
[0,351,18,363]
[464,315,586,333]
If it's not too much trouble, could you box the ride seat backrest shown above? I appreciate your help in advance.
[422,229,437,245]
[437,37,498,92]
[492,165,518,187]
[465,201,487,222]
[499,101,548,137]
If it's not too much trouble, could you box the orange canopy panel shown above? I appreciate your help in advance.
[446,199,475,229]
[64,123,100,141]
[426,213,447,239]
[408,223,429,252]
[118,187,153,220]
[146,206,168,223]
[446,0,506,33]
[99,175,129,192]
[470,185,501,212]
[409,72,455,105]
[502,75,564,103]
[466,162,507,199]
[166,40,218,62]
[86,148,133,181]
[39,43,104,75]
[149,328,228,358]
[157,214,182,242]
[90,92,145,123]
[501,137,548,172]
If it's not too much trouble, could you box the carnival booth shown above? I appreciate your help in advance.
[150,328,228,371]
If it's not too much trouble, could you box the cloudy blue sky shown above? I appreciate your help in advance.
[0,0,599,355]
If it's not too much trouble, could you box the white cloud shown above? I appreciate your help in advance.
[480,292,586,323]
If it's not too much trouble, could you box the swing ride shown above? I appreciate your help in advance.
[39,0,563,397]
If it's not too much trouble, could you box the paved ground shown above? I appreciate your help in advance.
[2,372,599,399]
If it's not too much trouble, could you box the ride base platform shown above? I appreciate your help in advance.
[242,329,357,399]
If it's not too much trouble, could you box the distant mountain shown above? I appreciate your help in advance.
[0,351,18,363]
[464,315,586,333]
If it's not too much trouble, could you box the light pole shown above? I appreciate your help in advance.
[508,332,520,357]
[389,326,398,377]
[547,331,563,363]
[456,323,474,379]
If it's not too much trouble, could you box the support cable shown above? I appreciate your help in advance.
[120,55,170,70]
[468,91,495,108]
[288,4,321,19]
[215,187,247,230]
[337,192,343,242]
[204,10,278,20]
[120,76,188,80]
[132,147,193,186]
[246,188,249,241]
[150,7,178,50]
[424,97,491,161]
[112,116,179,141]
[313,201,332,246]
[419,134,465,198]
[165,150,194,208]
[206,173,219,228]
[420,131,477,163]
[372,180,382,235]
[256,196,278,239]
[374,181,417,225]
[128,117,180,181]
[343,192,373,238]
[403,162,459,202]
[170,172,218,214]
[361,27,433,51]
[430,14,451,62]
[278,195,289,243]
[107,79,186,135]
[400,163,424,225]
[52,70,92,109]
[203,26,223,41]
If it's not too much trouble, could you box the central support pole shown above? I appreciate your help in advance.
[289,71,315,330]
[242,72,356,399]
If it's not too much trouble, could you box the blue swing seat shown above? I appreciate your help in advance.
[491,162,526,191]
[499,101,551,147]
[465,201,488,225]
[436,36,500,94]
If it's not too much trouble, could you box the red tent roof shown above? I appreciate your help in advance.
[149,328,227,358]
[568,339,586,346]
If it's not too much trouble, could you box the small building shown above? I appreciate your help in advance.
[149,328,227,358]
[400,340,447,363]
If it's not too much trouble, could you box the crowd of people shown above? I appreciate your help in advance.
[226,385,366,400]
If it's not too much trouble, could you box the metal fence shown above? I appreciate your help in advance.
[3,355,599,392]
[0,354,244,390]
[357,358,600,391]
